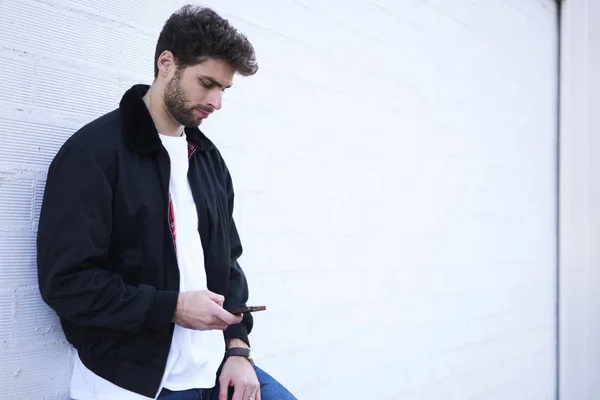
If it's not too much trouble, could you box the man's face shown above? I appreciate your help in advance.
[163,57,234,127]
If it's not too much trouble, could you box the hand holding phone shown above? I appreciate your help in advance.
[173,290,243,330]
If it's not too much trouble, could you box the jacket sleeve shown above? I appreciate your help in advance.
[36,146,178,334]
[222,168,254,345]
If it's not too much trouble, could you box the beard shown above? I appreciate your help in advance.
[163,70,203,128]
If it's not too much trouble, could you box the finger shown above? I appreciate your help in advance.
[214,308,243,325]
[209,314,233,329]
[232,385,246,400]
[207,291,225,306]
[232,313,243,324]
[226,312,244,324]
[218,378,229,400]
[200,320,227,330]
[209,322,229,331]
[251,386,261,400]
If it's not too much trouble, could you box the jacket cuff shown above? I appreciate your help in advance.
[224,322,250,347]
[143,290,178,332]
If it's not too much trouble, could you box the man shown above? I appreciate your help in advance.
[36,5,296,400]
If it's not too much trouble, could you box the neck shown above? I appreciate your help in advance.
[142,85,184,137]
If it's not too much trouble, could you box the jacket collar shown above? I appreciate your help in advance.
[119,84,213,153]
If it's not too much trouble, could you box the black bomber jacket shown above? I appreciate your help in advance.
[36,84,252,398]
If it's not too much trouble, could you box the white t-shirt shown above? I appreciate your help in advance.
[70,133,225,399]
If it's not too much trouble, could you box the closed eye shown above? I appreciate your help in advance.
[198,75,233,91]
[199,79,215,89]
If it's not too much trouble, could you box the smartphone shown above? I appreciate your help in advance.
[225,305,266,314]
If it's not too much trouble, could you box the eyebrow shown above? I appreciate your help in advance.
[200,76,233,89]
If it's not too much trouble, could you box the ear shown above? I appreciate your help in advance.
[156,50,176,77]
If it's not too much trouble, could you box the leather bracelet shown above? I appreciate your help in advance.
[226,347,255,366]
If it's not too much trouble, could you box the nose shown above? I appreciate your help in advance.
[207,89,223,111]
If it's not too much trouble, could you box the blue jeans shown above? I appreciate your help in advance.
[157,366,296,400]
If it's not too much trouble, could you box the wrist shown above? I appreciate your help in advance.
[172,293,186,324]
[173,295,180,321]
[226,346,255,366]
[227,338,249,350]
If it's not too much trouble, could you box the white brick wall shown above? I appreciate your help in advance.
[0,0,558,399]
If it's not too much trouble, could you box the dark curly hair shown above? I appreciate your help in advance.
[154,5,258,78]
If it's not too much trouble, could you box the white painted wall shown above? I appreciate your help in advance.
[0,1,559,399]
[559,0,600,398]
